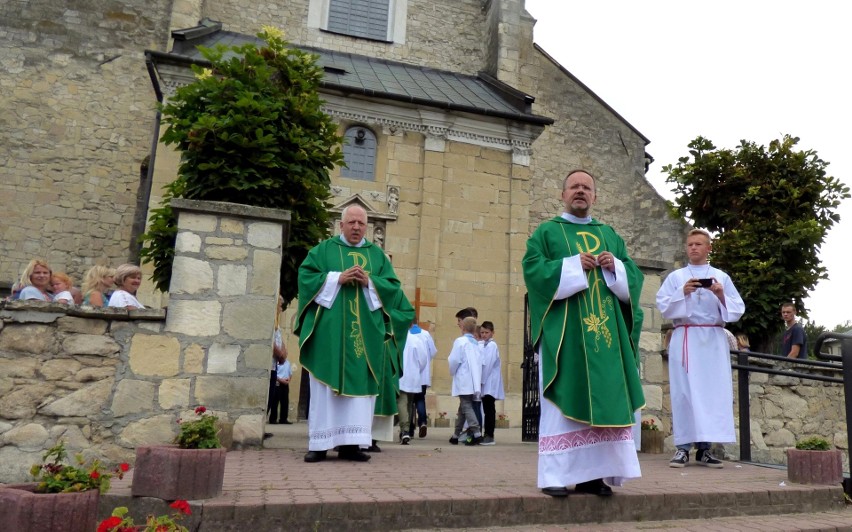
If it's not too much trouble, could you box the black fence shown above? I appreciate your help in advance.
[732,331,852,495]
[521,293,539,442]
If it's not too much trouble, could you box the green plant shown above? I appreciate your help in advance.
[640,418,659,431]
[497,413,509,421]
[664,135,850,351]
[795,436,831,450]
[140,25,344,309]
[29,440,129,494]
[437,411,447,419]
[174,406,221,449]
[98,500,191,532]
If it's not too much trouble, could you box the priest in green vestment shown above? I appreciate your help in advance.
[522,169,645,498]
[296,204,414,463]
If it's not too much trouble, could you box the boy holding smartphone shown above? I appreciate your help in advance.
[655,229,746,468]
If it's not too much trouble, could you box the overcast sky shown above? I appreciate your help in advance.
[525,0,851,329]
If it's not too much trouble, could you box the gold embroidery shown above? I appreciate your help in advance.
[565,225,614,351]
[345,250,369,358]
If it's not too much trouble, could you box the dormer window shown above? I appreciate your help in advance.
[308,0,408,44]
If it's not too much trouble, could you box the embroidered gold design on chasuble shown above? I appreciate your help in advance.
[569,229,614,351]
[347,250,370,358]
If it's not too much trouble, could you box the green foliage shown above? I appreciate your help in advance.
[795,436,831,450]
[30,440,128,494]
[139,26,343,307]
[174,406,222,449]
[664,135,850,350]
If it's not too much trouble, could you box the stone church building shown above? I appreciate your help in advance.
[2,0,686,422]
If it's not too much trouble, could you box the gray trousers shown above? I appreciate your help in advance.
[453,394,482,438]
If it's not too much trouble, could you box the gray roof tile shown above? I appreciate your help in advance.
[167,25,552,125]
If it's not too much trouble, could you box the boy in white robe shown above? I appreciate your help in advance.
[656,229,745,468]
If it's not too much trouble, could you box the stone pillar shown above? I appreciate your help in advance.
[165,198,290,448]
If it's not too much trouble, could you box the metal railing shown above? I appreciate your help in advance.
[732,332,852,495]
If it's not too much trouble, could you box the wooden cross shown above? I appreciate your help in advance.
[413,287,437,328]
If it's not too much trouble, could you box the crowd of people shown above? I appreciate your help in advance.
[6,259,146,309]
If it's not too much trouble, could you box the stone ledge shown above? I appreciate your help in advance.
[0,300,166,322]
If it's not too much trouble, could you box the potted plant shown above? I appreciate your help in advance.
[640,418,665,454]
[98,499,192,532]
[786,436,843,485]
[433,411,450,428]
[496,413,510,429]
[131,406,227,500]
[0,440,128,532]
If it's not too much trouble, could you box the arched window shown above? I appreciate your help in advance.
[341,126,377,181]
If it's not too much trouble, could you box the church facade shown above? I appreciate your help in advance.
[1,0,686,420]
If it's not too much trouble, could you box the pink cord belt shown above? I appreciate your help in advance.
[675,324,722,372]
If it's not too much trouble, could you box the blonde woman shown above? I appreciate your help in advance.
[81,265,115,307]
[17,259,52,301]
[108,263,145,309]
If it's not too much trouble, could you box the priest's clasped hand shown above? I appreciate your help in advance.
[339,265,370,286]
[593,252,616,272]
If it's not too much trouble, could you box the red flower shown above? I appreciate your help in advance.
[170,499,192,515]
[119,463,130,472]
[90,470,100,479]
[97,516,122,532]
[194,406,207,415]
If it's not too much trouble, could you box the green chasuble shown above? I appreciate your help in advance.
[522,217,645,427]
[295,237,414,398]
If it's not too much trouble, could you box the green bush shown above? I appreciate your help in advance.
[794,436,831,451]
[140,26,343,307]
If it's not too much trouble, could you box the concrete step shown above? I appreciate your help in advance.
[102,424,848,532]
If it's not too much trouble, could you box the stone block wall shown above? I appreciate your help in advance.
[0,200,289,483]
[641,350,848,471]
[0,0,170,288]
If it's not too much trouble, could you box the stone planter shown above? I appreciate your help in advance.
[0,483,99,532]
[640,430,665,454]
[132,445,227,500]
[786,448,843,485]
[433,418,450,428]
[495,419,510,429]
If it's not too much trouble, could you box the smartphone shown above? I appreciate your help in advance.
[697,278,713,288]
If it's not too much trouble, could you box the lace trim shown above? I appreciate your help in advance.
[309,424,371,442]
[539,426,633,453]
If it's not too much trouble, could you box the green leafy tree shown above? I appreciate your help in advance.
[140,26,343,307]
[664,135,849,351]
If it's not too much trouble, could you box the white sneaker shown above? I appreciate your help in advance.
[400,433,411,445]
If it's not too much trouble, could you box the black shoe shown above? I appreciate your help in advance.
[696,448,724,468]
[400,433,411,445]
[575,479,613,497]
[304,450,327,463]
[281,420,292,424]
[541,486,569,498]
[263,432,273,440]
[365,440,382,452]
[669,449,689,468]
[449,435,459,445]
[419,425,427,438]
[338,445,371,462]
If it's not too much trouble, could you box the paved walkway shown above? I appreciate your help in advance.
[103,422,850,531]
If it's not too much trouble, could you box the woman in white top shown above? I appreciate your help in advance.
[17,259,52,301]
[108,263,145,309]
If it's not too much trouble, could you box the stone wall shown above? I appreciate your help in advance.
[641,351,849,471]
[0,200,288,483]
[0,0,171,288]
